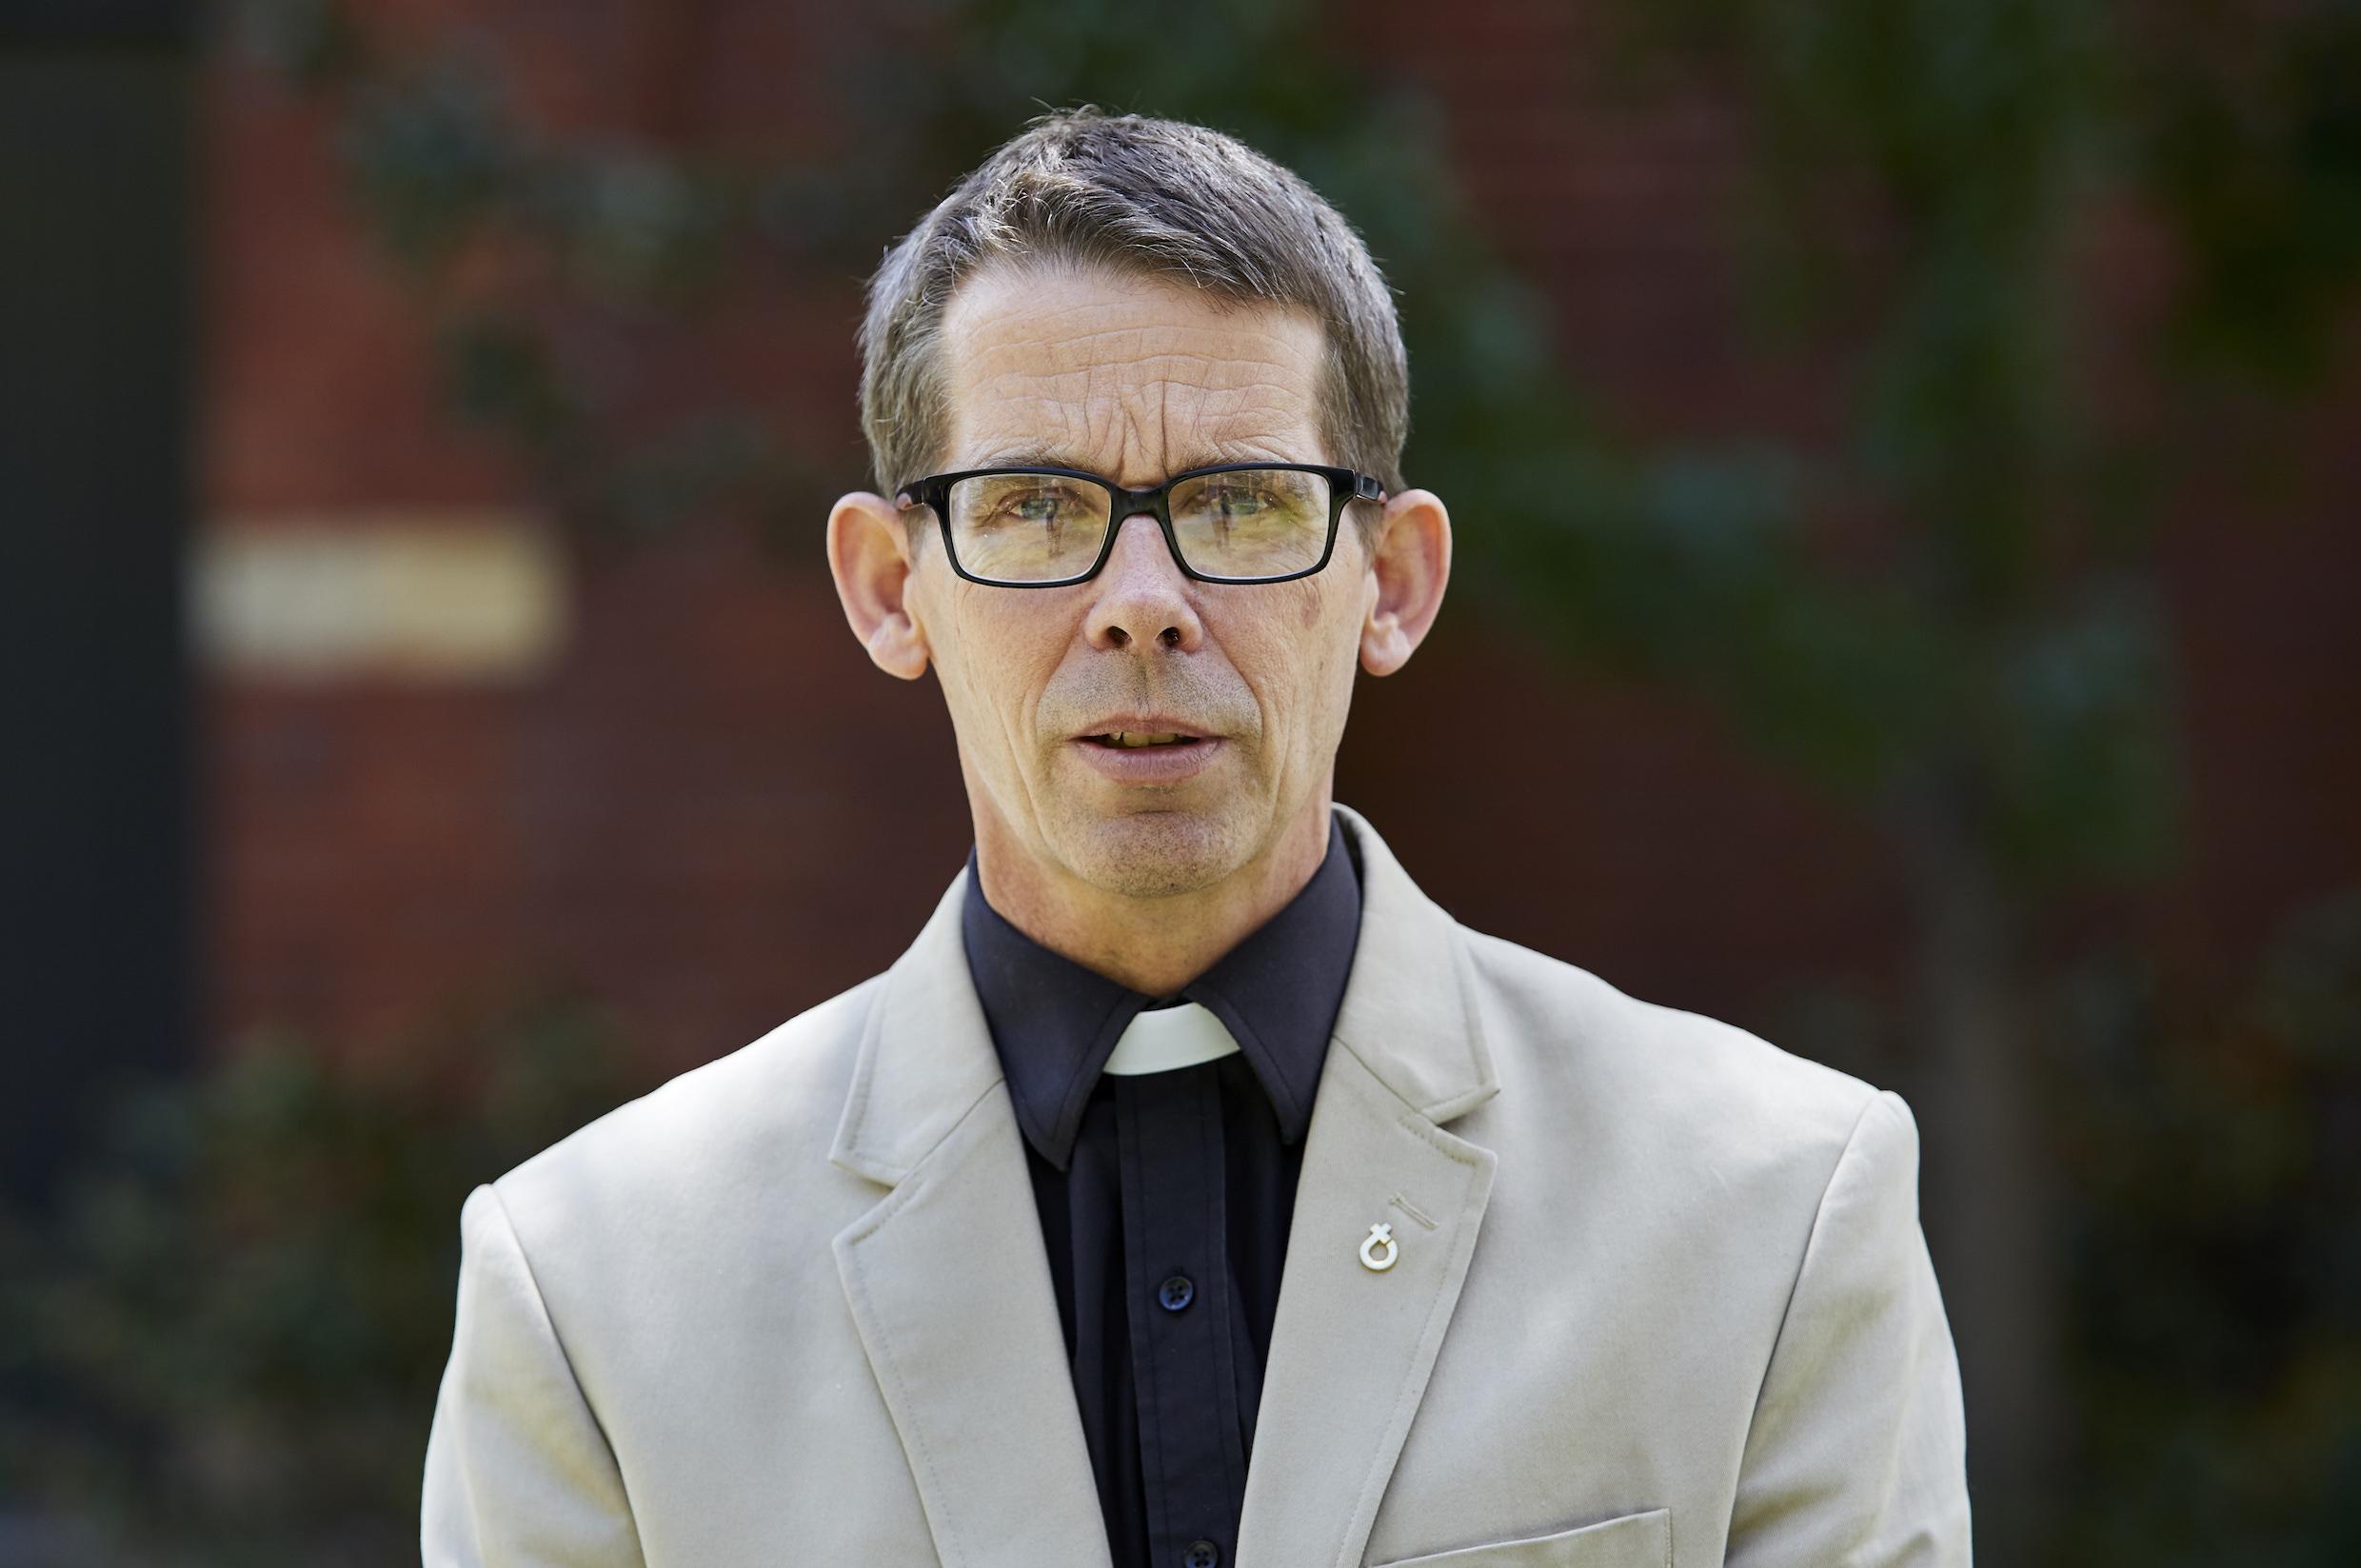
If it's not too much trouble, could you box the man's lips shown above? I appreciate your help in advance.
[1066,724,1222,781]
[1086,729,1201,749]
[1072,716,1215,748]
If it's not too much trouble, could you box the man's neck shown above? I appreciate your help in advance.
[972,795,1336,996]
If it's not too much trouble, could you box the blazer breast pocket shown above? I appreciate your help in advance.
[1373,1507,1672,1568]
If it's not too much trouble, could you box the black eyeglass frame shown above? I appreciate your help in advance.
[897,462,1386,587]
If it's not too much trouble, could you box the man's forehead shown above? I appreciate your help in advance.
[940,264,1327,475]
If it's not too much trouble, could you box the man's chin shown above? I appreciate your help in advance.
[1042,803,1263,902]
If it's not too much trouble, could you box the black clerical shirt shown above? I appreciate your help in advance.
[961,818,1361,1568]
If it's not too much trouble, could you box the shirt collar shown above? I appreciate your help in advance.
[961,814,1361,1170]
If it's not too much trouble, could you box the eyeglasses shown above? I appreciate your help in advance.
[897,463,1385,587]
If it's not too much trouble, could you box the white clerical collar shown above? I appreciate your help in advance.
[1101,1002,1241,1077]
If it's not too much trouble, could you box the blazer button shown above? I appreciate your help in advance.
[1182,1541,1220,1568]
[1158,1275,1195,1312]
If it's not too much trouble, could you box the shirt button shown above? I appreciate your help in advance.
[1158,1275,1195,1312]
[1182,1541,1220,1568]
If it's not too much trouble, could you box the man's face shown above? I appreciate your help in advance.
[905,264,1379,902]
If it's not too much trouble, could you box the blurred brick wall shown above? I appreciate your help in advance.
[201,0,2361,1073]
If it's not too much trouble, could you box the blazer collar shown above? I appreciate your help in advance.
[1325,804,1498,1126]
[827,877,1112,1566]
[830,805,1495,1187]
[827,873,1004,1186]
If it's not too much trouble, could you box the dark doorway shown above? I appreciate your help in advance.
[0,0,195,1204]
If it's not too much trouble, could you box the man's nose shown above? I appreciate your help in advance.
[1084,513,1203,653]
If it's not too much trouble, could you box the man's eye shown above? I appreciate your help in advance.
[1002,491,1074,524]
[1204,486,1271,517]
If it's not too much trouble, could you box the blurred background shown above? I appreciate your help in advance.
[2,0,2357,1562]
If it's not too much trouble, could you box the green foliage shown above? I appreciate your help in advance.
[2056,890,2361,1566]
[230,0,869,547]
[433,314,814,546]
[0,997,645,1565]
[2140,0,2361,385]
[1624,0,2180,883]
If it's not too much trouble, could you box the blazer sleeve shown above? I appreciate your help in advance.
[422,1184,647,1568]
[1724,1091,1972,1568]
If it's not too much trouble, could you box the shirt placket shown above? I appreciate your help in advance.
[1116,1065,1248,1568]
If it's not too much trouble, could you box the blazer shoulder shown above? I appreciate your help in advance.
[491,974,885,1243]
[1458,926,1885,1172]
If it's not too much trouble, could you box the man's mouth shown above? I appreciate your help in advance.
[1088,731,1200,749]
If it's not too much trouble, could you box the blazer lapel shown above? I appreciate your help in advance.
[830,875,1112,1568]
[1237,808,1501,1568]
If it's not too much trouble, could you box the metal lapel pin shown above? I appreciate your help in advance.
[1359,1221,1399,1272]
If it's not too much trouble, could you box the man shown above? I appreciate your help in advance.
[424,111,1968,1568]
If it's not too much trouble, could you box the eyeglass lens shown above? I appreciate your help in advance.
[943,468,1333,583]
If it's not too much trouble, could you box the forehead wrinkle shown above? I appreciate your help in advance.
[961,344,1307,404]
[957,365,1321,479]
[978,343,1316,424]
[947,274,1318,367]
[945,280,1323,403]
[943,282,1114,344]
[942,270,1329,479]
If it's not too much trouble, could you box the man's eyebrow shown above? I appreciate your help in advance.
[966,448,1088,472]
[955,444,1305,478]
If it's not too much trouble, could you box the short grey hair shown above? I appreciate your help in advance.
[857,109,1409,510]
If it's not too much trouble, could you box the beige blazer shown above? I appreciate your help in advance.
[424,808,1968,1568]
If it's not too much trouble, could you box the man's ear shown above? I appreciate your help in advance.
[1359,487,1451,677]
[827,491,932,680]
